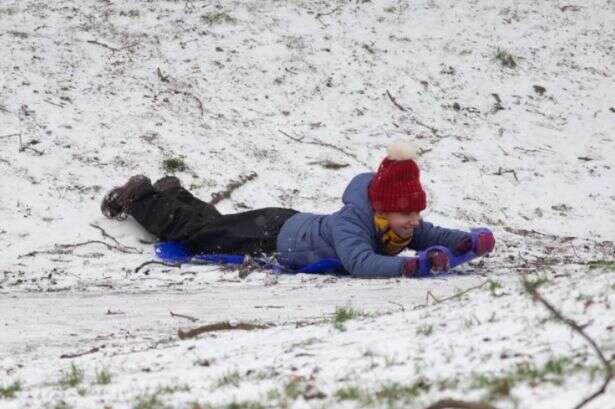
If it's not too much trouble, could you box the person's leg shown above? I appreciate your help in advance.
[153,176,223,219]
[183,207,299,255]
[127,185,216,242]
[165,187,223,219]
[125,178,297,255]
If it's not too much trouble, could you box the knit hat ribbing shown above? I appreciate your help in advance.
[368,140,427,213]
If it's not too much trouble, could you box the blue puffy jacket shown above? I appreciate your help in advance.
[275,173,469,278]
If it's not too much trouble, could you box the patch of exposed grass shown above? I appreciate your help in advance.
[464,318,477,329]
[162,157,187,173]
[281,35,305,50]
[495,48,517,68]
[333,306,363,331]
[415,324,434,336]
[51,400,73,409]
[95,368,112,385]
[157,384,190,394]
[588,260,615,271]
[133,392,169,409]
[0,381,21,399]
[214,371,243,388]
[133,385,190,409]
[376,379,431,404]
[335,379,432,405]
[470,356,599,400]
[201,11,236,25]
[224,401,268,409]
[192,400,268,409]
[59,363,84,389]
[335,386,364,401]
[523,276,550,293]
[283,379,303,399]
[487,279,504,297]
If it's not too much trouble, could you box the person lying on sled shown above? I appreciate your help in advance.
[100,141,495,278]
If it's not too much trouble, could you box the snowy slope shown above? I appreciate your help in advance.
[1,0,614,408]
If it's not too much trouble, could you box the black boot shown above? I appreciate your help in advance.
[153,176,181,192]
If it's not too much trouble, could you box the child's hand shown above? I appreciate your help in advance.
[402,258,419,277]
[403,250,449,277]
[474,232,495,256]
[455,236,473,254]
[427,249,449,272]
[456,232,495,256]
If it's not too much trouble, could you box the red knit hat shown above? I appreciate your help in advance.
[368,140,427,213]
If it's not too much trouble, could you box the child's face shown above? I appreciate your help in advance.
[383,211,421,239]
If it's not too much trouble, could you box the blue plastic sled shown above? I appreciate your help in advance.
[155,228,492,276]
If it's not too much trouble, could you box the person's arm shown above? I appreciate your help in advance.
[332,207,407,278]
[409,219,470,255]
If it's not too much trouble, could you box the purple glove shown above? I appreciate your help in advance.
[456,236,473,254]
[403,250,449,277]
[427,250,449,272]
[403,258,419,277]
[456,233,495,257]
[474,232,495,256]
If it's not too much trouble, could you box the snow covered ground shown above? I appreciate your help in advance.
[1,0,614,408]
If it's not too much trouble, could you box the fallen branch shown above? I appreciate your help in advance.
[386,89,408,112]
[19,240,142,258]
[18,134,44,156]
[60,347,100,359]
[178,321,272,340]
[56,240,140,254]
[86,39,138,52]
[43,99,64,108]
[422,281,489,307]
[492,167,519,182]
[171,90,205,118]
[89,223,140,253]
[424,399,498,409]
[156,67,170,82]
[170,311,199,322]
[411,117,440,136]
[279,130,370,168]
[315,5,341,27]
[209,171,258,205]
[134,260,182,274]
[315,5,341,19]
[388,300,406,312]
[521,274,613,409]
[384,92,441,135]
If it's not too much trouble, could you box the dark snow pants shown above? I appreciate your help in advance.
[128,185,298,255]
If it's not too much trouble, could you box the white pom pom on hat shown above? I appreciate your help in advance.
[386,139,418,161]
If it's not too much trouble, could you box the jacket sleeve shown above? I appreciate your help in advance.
[409,219,469,254]
[332,207,406,278]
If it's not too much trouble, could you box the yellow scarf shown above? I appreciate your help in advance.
[374,214,411,255]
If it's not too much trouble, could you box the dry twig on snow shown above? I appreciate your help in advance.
[19,240,142,258]
[424,399,498,409]
[178,321,272,340]
[521,273,613,409]
[419,281,489,308]
[209,171,258,205]
[60,347,100,359]
[170,311,199,322]
[90,223,141,253]
[279,130,370,168]
[134,260,182,274]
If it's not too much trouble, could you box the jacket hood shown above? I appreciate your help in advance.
[341,173,376,218]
